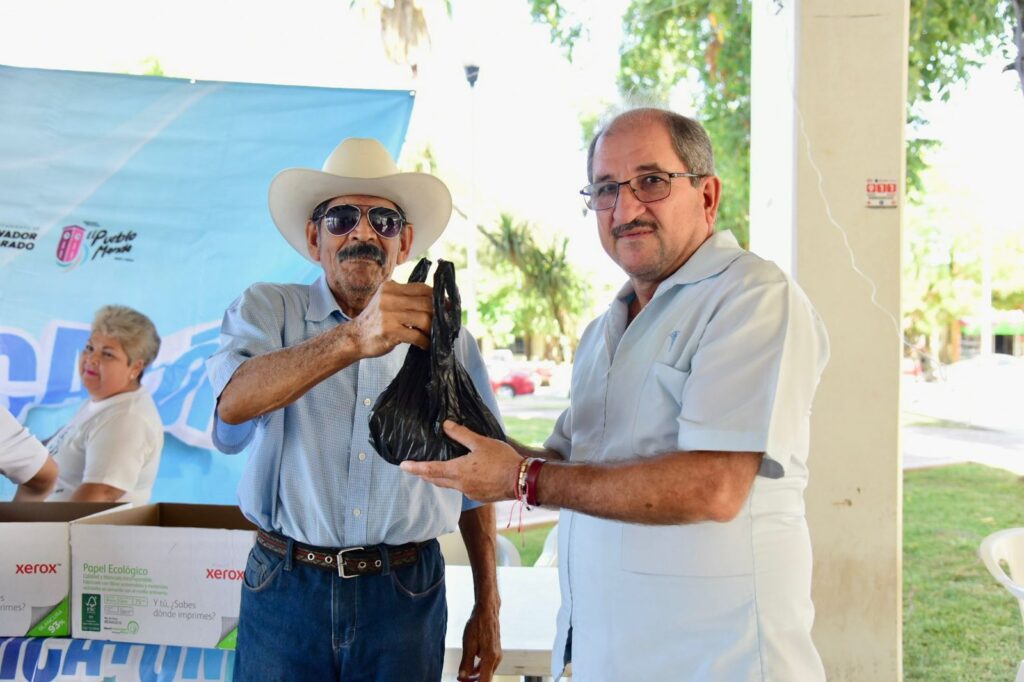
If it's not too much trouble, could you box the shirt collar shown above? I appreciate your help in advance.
[615,230,745,305]
[87,386,143,409]
[307,275,351,323]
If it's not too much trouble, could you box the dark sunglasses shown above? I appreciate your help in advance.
[316,204,406,239]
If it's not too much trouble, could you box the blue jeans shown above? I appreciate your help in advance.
[234,537,447,681]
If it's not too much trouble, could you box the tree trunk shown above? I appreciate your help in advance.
[948,320,962,362]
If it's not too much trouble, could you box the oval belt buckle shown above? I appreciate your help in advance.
[337,547,366,579]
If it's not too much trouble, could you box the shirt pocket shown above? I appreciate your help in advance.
[632,362,689,455]
[620,517,754,577]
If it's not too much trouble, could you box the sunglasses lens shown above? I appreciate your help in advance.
[322,205,360,235]
[368,208,404,238]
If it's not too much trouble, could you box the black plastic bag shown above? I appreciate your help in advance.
[369,258,506,464]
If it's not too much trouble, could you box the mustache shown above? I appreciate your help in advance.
[611,220,658,239]
[337,242,386,267]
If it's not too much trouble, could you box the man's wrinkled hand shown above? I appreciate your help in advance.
[349,280,433,357]
[458,602,502,682]
[400,421,522,502]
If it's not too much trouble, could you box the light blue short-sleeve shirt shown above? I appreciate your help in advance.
[205,275,499,548]
[544,232,830,681]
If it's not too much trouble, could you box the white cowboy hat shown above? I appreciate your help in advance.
[268,137,452,262]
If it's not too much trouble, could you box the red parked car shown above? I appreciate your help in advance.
[490,370,535,398]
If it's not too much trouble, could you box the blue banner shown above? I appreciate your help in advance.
[0,65,415,501]
[0,637,233,682]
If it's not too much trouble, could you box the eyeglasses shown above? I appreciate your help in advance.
[314,204,406,239]
[580,171,705,211]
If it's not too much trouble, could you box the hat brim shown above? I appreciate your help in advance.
[268,168,453,263]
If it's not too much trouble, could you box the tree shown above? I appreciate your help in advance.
[905,1,1019,197]
[528,1,1019,243]
[140,57,165,77]
[902,156,1024,364]
[476,213,591,361]
[530,0,1021,367]
[618,3,752,246]
[992,229,1024,311]
[902,197,982,367]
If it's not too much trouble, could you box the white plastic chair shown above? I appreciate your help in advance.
[496,534,523,567]
[533,524,558,567]
[438,531,522,567]
[979,528,1024,682]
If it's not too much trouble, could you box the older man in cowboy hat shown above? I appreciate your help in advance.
[206,138,502,682]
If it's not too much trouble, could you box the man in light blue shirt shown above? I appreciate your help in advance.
[206,138,501,682]
[404,109,830,680]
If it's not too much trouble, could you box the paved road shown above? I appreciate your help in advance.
[902,376,1023,473]
[497,388,569,420]
[903,423,1024,474]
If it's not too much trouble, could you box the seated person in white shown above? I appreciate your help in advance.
[0,406,58,501]
[46,304,163,504]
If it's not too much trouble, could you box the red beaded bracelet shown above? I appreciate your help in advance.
[525,457,545,507]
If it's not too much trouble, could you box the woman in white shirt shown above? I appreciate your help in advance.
[47,305,163,504]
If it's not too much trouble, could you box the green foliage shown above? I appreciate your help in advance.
[619,1,751,247]
[139,57,165,77]
[902,186,983,360]
[529,0,584,61]
[995,290,1024,310]
[477,213,591,360]
[530,0,755,245]
[903,464,1024,680]
[902,162,1024,360]
[992,230,1024,310]
[530,0,1020,361]
[906,2,1017,196]
[577,110,602,151]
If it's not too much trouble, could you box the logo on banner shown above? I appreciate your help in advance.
[56,220,138,270]
[56,225,87,267]
[0,224,39,251]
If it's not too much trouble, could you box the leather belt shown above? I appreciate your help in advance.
[256,529,426,579]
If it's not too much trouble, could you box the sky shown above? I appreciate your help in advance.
[914,57,1024,236]
[0,0,1021,311]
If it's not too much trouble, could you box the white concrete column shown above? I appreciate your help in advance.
[751,1,907,679]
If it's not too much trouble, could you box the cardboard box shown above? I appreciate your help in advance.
[70,503,256,648]
[0,502,124,636]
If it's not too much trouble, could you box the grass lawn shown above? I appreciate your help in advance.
[503,416,555,447]
[904,464,1024,681]
[501,416,558,565]
[499,523,555,566]
[504,416,1024,678]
